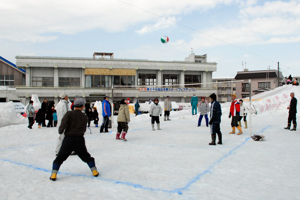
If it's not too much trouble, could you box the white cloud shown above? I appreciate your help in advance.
[0,0,239,42]
[136,17,176,34]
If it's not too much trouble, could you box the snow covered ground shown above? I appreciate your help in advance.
[1,85,300,200]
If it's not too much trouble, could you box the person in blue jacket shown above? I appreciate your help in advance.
[191,94,199,115]
[100,96,111,133]
[208,93,222,145]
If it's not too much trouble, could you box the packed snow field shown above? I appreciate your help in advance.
[1,85,300,200]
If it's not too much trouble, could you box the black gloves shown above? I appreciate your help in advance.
[160,114,162,117]
[228,114,231,118]
[209,120,213,125]
[150,115,152,117]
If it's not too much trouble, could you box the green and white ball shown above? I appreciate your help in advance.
[161,36,169,43]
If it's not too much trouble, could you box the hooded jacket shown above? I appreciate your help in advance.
[102,100,111,117]
[150,103,162,116]
[56,99,70,127]
[198,101,209,115]
[210,100,222,123]
[117,104,130,122]
[26,103,35,117]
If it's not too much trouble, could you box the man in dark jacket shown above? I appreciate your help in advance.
[208,93,222,145]
[50,98,99,181]
[41,99,48,127]
[134,101,140,116]
[284,92,297,131]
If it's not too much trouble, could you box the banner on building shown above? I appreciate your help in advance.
[138,88,196,92]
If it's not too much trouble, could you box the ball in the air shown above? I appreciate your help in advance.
[161,36,169,43]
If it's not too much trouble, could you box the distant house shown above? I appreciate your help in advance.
[212,78,236,103]
[0,56,26,102]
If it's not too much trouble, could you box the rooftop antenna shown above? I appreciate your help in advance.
[242,61,244,70]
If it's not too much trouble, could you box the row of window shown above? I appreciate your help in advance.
[0,75,14,86]
[242,82,271,92]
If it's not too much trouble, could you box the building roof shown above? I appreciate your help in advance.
[234,71,280,80]
[0,56,26,73]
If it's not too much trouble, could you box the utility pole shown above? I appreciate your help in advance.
[277,62,280,87]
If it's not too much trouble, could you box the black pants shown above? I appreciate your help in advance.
[239,116,247,122]
[288,113,297,127]
[47,119,53,127]
[42,112,46,126]
[54,121,57,127]
[151,116,160,124]
[164,111,170,117]
[28,117,34,128]
[94,118,98,125]
[231,116,239,127]
[87,117,93,127]
[211,123,221,135]
[100,116,109,132]
[53,136,95,166]
[117,122,129,133]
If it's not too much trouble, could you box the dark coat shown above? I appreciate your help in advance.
[93,110,99,120]
[135,102,140,111]
[289,97,297,114]
[210,100,222,123]
[41,102,48,113]
[36,109,45,123]
[59,110,88,136]
[46,108,53,120]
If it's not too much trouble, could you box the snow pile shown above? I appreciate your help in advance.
[31,94,41,110]
[0,102,27,127]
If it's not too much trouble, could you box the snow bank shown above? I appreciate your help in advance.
[0,102,27,127]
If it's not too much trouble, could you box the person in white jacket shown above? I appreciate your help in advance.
[239,99,247,128]
[55,92,70,155]
[26,100,35,129]
[149,98,162,131]
[164,96,172,121]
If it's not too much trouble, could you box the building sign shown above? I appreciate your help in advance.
[139,88,196,92]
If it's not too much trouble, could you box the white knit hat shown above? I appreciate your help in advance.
[59,92,68,99]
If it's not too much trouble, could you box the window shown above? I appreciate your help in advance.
[185,75,201,87]
[242,94,249,98]
[0,75,14,86]
[113,76,135,87]
[59,77,80,87]
[163,74,179,86]
[85,75,111,88]
[258,82,270,89]
[138,74,156,86]
[242,83,250,92]
[32,77,54,87]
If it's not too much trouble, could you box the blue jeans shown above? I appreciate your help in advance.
[198,114,208,126]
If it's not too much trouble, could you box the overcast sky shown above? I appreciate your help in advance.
[1,0,300,78]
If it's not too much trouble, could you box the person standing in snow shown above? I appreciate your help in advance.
[93,107,99,127]
[36,109,44,129]
[229,94,243,135]
[164,96,172,121]
[238,99,247,128]
[191,94,198,115]
[116,99,130,141]
[149,98,162,131]
[198,97,209,127]
[208,93,222,145]
[46,104,54,127]
[50,98,99,181]
[41,99,48,127]
[284,92,297,131]
[53,110,58,127]
[86,108,93,127]
[134,101,140,116]
[55,92,70,155]
[26,100,35,129]
[100,96,111,133]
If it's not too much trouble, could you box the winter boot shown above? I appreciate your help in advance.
[91,167,99,177]
[50,171,57,181]
[217,133,222,145]
[237,126,243,135]
[229,127,235,134]
[209,134,216,145]
[290,124,297,131]
[152,124,155,131]
[245,121,248,129]
[284,124,291,130]
[121,132,127,141]
[167,116,171,121]
[116,133,121,140]
[38,125,41,129]
[164,116,167,121]
[238,121,242,127]
[157,123,162,130]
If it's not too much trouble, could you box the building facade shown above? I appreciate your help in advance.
[212,78,236,103]
[234,69,283,98]
[15,53,217,105]
[0,56,26,102]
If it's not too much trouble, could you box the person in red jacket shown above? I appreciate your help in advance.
[229,94,243,135]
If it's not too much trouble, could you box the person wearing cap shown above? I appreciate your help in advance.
[208,93,222,145]
[149,98,163,131]
[100,96,111,133]
[116,99,130,141]
[229,94,243,135]
[26,100,35,129]
[191,94,199,115]
[55,92,70,155]
[164,96,172,121]
[50,98,99,181]
[198,97,209,127]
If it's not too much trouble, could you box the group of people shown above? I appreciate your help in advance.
[282,75,299,86]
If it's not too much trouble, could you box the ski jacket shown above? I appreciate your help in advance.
[35,109,44,123]
[149,103,162,116]
[134,102,140,111]
[59,110,88,136]
[70,102,75,110]
[102,100,111,117]
[191,96,198,107]
[53,113,57,121]
[41,102,48,113]
[93,110,99,119]
[56,99,70,127]
[117,104,130,122]
[210,100,222,123]
[289,97,297,114]
[230,100,240,117]
[240,104,247,116]
[164,99,172,111]
[198,102,209,115]
[26,103,35,117]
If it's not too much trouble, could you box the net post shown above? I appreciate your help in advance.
[249,79,252,138]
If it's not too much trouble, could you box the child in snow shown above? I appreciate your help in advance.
[36,109,45,129]
[53,110,58,127]
[239,99,247,128]
[93,107,99,127]
[198,97,209,127]
[149,98,162,131]
[116,99,130,141]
